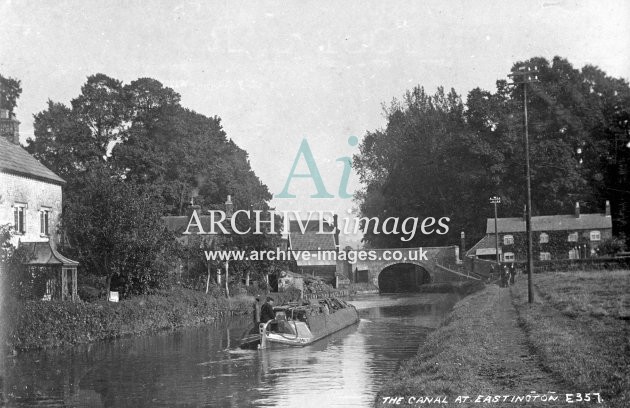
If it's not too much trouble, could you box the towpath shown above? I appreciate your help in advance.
[476,286,563,397]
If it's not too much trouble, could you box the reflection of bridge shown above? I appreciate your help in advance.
[351,246,476,292]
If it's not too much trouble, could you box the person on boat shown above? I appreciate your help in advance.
[322,302,330,315]
[260,297,275,323]
[253,297,261,325]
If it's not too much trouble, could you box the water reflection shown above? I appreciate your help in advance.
[0,293,458,407]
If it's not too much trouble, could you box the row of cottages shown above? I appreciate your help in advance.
[0,108,79,301]
[467,201,613,262]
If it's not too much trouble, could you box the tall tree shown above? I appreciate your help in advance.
[25,74,276,294]
[354,56,630,248]
[111,104,271,215]
[354,86,467,247]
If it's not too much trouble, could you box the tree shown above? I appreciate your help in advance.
[71,73,127,153]
[111,105,271,215]
[25,73,275,295]
[29,101,100,175]
[61,165,178,296]
[597,236,626,256]
[353,86,468,247]
[0,74,22,113]
[225,207,288,288]
[354,56,630,248]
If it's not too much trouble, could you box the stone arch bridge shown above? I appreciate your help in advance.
[348,246,477,292]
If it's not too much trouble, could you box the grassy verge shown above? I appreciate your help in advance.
[375,284,497,407]
[512,270,630,407]
[1,287,253,351]
[376,271,629,407]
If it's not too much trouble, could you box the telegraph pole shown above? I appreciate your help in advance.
[509,64,539,304]
[490,196,501,264]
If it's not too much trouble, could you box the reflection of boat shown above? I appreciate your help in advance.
[240,298,359,349]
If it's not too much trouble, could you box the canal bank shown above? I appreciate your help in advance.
[375,284,567,407]
[1,292,460,407]
[2,281,476,352]
[1,287,253,351]
[376,271,630,408]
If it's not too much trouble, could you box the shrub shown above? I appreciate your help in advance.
[78,284,102,302]
[597,236,627,256]
[3,286,251,350]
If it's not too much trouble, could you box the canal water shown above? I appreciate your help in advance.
[0,293,459,407]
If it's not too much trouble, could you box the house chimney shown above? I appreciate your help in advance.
[575,202,580,218]
[0,109,21,145]
[605,200,611,217]
[459,231,466,261]
[186,197,200,217]
[225,195,234,218]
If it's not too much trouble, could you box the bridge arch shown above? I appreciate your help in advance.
[377,262,432,293]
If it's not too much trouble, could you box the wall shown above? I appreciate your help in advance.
[352,246,460,287]
[0,172,63,248]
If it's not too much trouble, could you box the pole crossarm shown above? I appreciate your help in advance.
[508,64,540,84]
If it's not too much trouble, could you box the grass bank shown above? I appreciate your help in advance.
[376,285,511,407]
[376,270,629,407]
[512,270,630,408]
[1,287,253,351]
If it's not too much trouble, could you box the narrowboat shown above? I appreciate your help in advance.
[240,298,359,349]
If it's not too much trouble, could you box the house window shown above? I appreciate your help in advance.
[503,235,514,245]
[13,204,26,234]
[503,252,515,262]
[568,248,579,259]
[40,209,51,236]
[589,230,601,241]
[539,233,549,244]
[539,252,551,261]
[568,232,578,242]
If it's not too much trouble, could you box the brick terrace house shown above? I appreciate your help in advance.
[0,108,78,300]
[467,201,613,262]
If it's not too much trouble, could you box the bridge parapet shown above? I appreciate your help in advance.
[352,246,461,288]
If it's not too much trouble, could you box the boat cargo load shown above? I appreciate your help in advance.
[240,298,359,349]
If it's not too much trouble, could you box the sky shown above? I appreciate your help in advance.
[1,0,629,247]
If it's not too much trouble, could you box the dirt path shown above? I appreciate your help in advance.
[475,286,569,404]
[377,284,602,407]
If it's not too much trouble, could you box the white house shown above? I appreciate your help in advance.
[0,108,78,301]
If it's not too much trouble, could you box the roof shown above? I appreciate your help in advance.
[288,219,337,251]
[0,137,65,185]
[162,214,234,235]
[20,241,79,266]
[486,213,612,234]
[466,234,500,257]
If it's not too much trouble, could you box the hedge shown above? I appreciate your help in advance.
[1,287,252,350]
